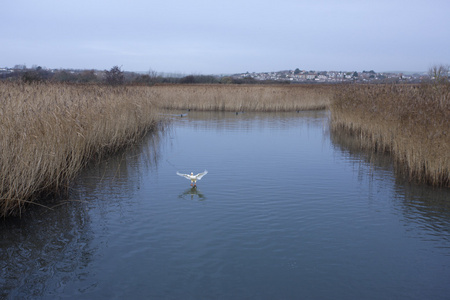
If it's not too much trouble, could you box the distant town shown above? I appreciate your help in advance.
[0,64,433,84]
[232,69,429,83]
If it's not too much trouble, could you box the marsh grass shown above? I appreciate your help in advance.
[149,84,333,111]
[4,80,446,217]
[0,82,332,217]
[331,83,449,187]
[0,82,160,217]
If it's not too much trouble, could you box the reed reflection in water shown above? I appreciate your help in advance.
[330,125,450,241]
[0,130,164,299]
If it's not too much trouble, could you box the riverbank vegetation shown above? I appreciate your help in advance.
[149,84,333,111]
[0,82,160,217]
[1,77,448,217]
[0,83,332,217]
[330,83,449,187]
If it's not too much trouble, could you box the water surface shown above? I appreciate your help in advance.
[1,110,449,299]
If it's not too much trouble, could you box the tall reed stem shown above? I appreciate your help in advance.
[330,83,449,187]
[0,82,160,217]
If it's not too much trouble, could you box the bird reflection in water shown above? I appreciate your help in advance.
[178,186,206,201]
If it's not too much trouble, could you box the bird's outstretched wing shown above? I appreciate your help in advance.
[195,170,208,180]
[176,172,191,179]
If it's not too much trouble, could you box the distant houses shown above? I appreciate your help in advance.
[232,69,427,83]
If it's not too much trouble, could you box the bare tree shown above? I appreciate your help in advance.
[148,68,158,78]
[105,65,124,86]
[428,64,449,83]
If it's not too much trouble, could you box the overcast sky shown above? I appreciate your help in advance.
[2,0,449,74]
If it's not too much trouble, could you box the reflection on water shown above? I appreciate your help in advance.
[166,109,328,131]
[1,110,449,300]
[0,130,164,299]
[178,187,206,201]
[330,126,450,241]
[0,196,94,299]
[75,128,163,196]
[394,183,450,244]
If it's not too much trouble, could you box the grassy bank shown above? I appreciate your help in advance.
[0,82,160,217]
[149,84,333,111]
[330,83,449,187]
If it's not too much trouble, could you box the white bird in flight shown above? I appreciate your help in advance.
[177,170,208,187]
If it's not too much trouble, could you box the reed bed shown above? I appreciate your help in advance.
[0,82,160,217]
[9,80,442,216]
[149,84,333,111]
[330,83,449,187]
[0,82,332,217]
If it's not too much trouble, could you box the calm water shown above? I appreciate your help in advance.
[1,110,450,299]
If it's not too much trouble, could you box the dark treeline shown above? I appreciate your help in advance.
[1,66,291,86]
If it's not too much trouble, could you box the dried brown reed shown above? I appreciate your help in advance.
[149,84,333,111]
[0,82,160,217]
[331,83,449,187]
[0,82,334,217]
